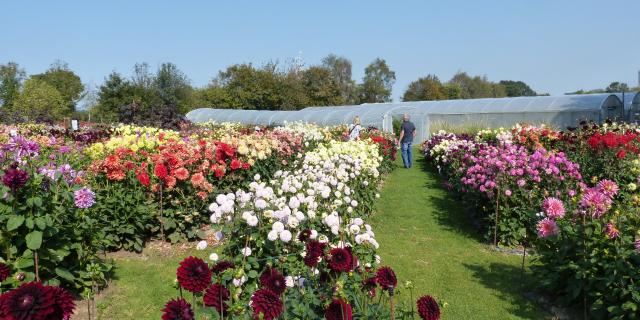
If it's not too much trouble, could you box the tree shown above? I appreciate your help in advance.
[96,72,137,122]
[359,58,396,103]
[215,63,287,110]
[32,61,84,115]
[0,62,26,108]
[302,66,343,106]
[402,75,445,101]
[12,78,65,122]
[499,80,537,97]
[450,72,503,99]
[606,82,630,93]
[322,54,357,104]
[443,83,462,99]
[154,62,195,112]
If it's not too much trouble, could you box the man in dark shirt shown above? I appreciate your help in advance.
[398,113,416,168]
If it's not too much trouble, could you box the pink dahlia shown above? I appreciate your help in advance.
[176,256,211,293]
[417,295,441,320]
[542,197,565,219]
[597,179,619,197]
[537,218,559,238]
[605,221,619,239]
[580,188,611,218]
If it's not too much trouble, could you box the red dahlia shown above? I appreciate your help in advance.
[304,241,326,267]
[211,261,235,275]
[162,298,194,320]
[259,268,286,295]
[250,289,283,320]
[327,247,353,273]
[136,171,150,186]
[416,295,441,320]
[298,229,312,242]
[203,283,230,314]
[176,256,212,293]
[230,159,241,170]
[154,163,169,179]
[324,299,353,320]
[0,282,55,320]
[375,266,397,290]
[0,263,9,282]
[47,286,76,319]
[361,276,377,297]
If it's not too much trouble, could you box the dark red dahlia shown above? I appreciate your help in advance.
[361,276,377,297]
[375,266,397,290]
[0,282,55,320]
[304,241,326,267]
[324,299,353,320]
[47,286,76,319]
[0,263,10,282]
[162,298,194,320]
[298,229,312,242]
[176,256,211,293]
[250,289,283,320]
[211,260,235,275]
[327,248,353,273]
[2,167,29,191]
[259,268,286,295]
[203,283,230,314]
[417,295,440,320]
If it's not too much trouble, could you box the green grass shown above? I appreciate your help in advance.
[369,149,548,319]
[93,148,548,319]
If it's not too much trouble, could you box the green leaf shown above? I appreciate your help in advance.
[26,231,43,250]
[54,267,75,282]
[15,257,34,268]
[34,217,46,230]
[7,215,25,231]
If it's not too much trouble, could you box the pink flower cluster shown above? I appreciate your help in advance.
[460,144,582,197]
[579,179,618,218]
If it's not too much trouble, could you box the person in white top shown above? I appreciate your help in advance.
[348,116,362,141]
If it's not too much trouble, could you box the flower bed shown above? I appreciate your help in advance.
[423,122,640,318]
[163,136,441,319]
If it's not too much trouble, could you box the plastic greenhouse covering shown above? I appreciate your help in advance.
[187,92,640,143]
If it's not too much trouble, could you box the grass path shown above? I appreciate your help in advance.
[369,150,547,319]
[92,149,548,319]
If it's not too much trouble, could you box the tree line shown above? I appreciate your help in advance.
[11,55,635,125]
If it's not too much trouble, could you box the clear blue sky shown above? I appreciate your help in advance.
[2,0,639,103]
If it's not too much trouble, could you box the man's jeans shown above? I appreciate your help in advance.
[401,142,412,168]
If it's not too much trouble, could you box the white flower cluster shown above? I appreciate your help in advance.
[476,127,513,146]
[206,139,382,261]
[276,122,328,142]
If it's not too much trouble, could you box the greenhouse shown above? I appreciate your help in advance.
[187,92,640,142]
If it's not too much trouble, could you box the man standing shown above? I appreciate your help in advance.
[398,114,416,168]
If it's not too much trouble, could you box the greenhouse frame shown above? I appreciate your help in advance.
[187,92,640,143]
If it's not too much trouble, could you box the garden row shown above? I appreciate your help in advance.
[0,122,443,320]
[422,121,640,319]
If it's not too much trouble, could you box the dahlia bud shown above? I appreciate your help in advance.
[15,272,25,281]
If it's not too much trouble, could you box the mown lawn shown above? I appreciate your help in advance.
[92,148,548,319]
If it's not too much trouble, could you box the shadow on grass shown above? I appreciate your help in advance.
[463,262,547,319]
[416,156,485,242]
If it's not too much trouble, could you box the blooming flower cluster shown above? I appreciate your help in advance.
[0,282,75,320]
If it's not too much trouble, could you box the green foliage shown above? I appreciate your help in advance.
[359,58,396,103]
[12,78,66,121]
[32,61,85,114]
[0,62,25,109]
[402,74,445,101]
[450,72,506,99]
[322,54,358,104]
[301,66,343,106]
[499,80,537,97]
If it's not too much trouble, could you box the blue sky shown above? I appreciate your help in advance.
[2,0,639,102]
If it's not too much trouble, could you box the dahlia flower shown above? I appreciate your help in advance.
[203,283,230,314]
[0,282,54,320]
[417,295,441,320]
[542,197,565,219]
[605,221,619,239]
[250,289,283,320]
[74,187,96,209]
[328,247,353,273]
[161,298,194,320]
[176,256,211,293]
[2,167,29,191]
[324,299,353,320]
[211,261,234,275]
[48,285,76,320]
[259,268,286,295]
[597,179,619,197]
[154,163,169,179]
[376,266,397,290]
[304,241,326,267]
[536,218,559,238]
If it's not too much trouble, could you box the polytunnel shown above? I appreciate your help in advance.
[187,93,631,143]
